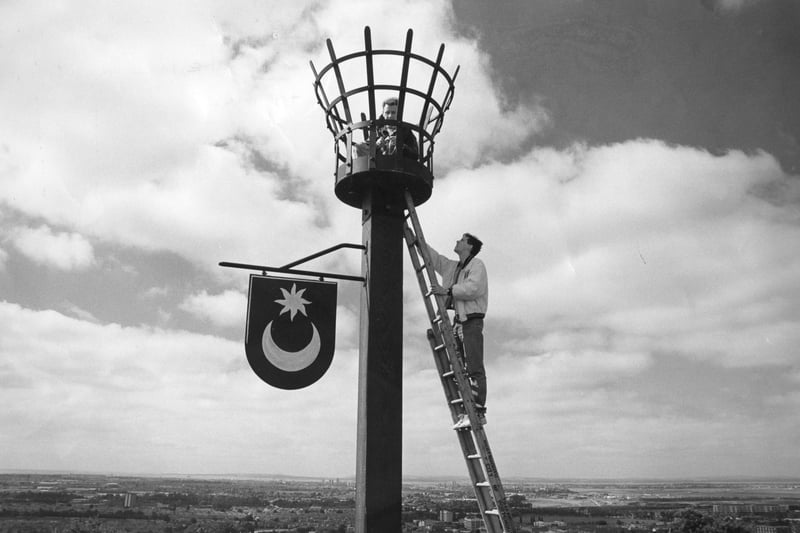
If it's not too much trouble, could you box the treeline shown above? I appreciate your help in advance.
[136,492,354,511]
[269,498,354,510]
[6,491,75,504]
[137,491,201,507]
[0,507,172,521]
[3,488,356,513]
[678,510,751,533]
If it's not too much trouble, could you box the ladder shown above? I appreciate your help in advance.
[402,191,516,533]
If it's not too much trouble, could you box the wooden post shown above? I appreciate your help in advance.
[355,188,404,533]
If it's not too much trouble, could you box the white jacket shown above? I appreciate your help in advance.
[426,244,488,322]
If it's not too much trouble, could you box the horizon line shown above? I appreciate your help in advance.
[2,469,799,484]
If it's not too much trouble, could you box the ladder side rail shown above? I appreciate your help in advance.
[426,330,465,419]
[428,329,485,461]
[427,328,498,525]
[403,224,442,324]
[402,214,447,328]
[471,424,516,531]
[427,330,483,468]
[403,192,451,323]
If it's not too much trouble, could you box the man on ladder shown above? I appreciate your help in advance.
[405,205,516,532]
[427,232,489,428]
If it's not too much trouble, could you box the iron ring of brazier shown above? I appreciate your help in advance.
[310,26,459,209]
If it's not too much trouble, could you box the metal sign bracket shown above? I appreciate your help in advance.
[219,242,366,283]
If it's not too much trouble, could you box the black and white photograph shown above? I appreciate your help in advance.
[1,1,798,532]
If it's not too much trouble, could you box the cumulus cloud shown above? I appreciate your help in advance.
[398,136,800,476]
[180,289,247,328]
[700,0,762,13]
[9,225,95,270]
[1,2,333,263]
[418,141,800,369]
[0,300,359,475]
[142,286,169,299]
[0,0,545,274]
[59,302,100,323]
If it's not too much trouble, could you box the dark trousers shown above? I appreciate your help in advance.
[455,318,486,410]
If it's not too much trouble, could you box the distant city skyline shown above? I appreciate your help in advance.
[1,0,799,479]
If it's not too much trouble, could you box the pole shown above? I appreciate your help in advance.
[355,187,404,533]
[310,26,459,532]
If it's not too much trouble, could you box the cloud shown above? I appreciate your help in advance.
[418,140,800,369]
[401,138,800,477]
[0,2,337,265]
[180,289,247,328]
[142,286,170,299]
[700,0,762,13]
[0,300,360,476]
[59,302,100,323]
[8,225,95,270]
[0,0,546,278]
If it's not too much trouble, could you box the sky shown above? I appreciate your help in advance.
[1,0,799,480]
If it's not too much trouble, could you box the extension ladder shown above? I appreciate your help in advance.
[402,191,516,533]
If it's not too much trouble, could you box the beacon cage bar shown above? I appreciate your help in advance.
[310,26,459,208]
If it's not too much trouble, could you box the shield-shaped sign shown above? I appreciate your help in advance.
[245,275,337,389]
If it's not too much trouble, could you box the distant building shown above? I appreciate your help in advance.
[755,526,789,533]
[439,509,454,522]
[714,504,790,515]
[534,520,567,528]
[464,517,484,531]
[123,492,137,508]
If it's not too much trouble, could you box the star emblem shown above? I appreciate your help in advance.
[275,283,311,321]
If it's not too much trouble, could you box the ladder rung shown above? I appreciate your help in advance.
[433,314,443,324]
[434,343,445,351]
[467,453,481,460]
[442,370,454,378]
[484,509,500,516]
[449,398,464,405]
[476,481,490,487]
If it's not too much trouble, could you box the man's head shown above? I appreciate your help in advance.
[454,232,483,259]
[382,97,399,121]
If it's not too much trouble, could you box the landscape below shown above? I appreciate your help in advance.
[1,473,798,533]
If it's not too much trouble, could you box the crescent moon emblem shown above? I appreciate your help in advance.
[261,320,321,372]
